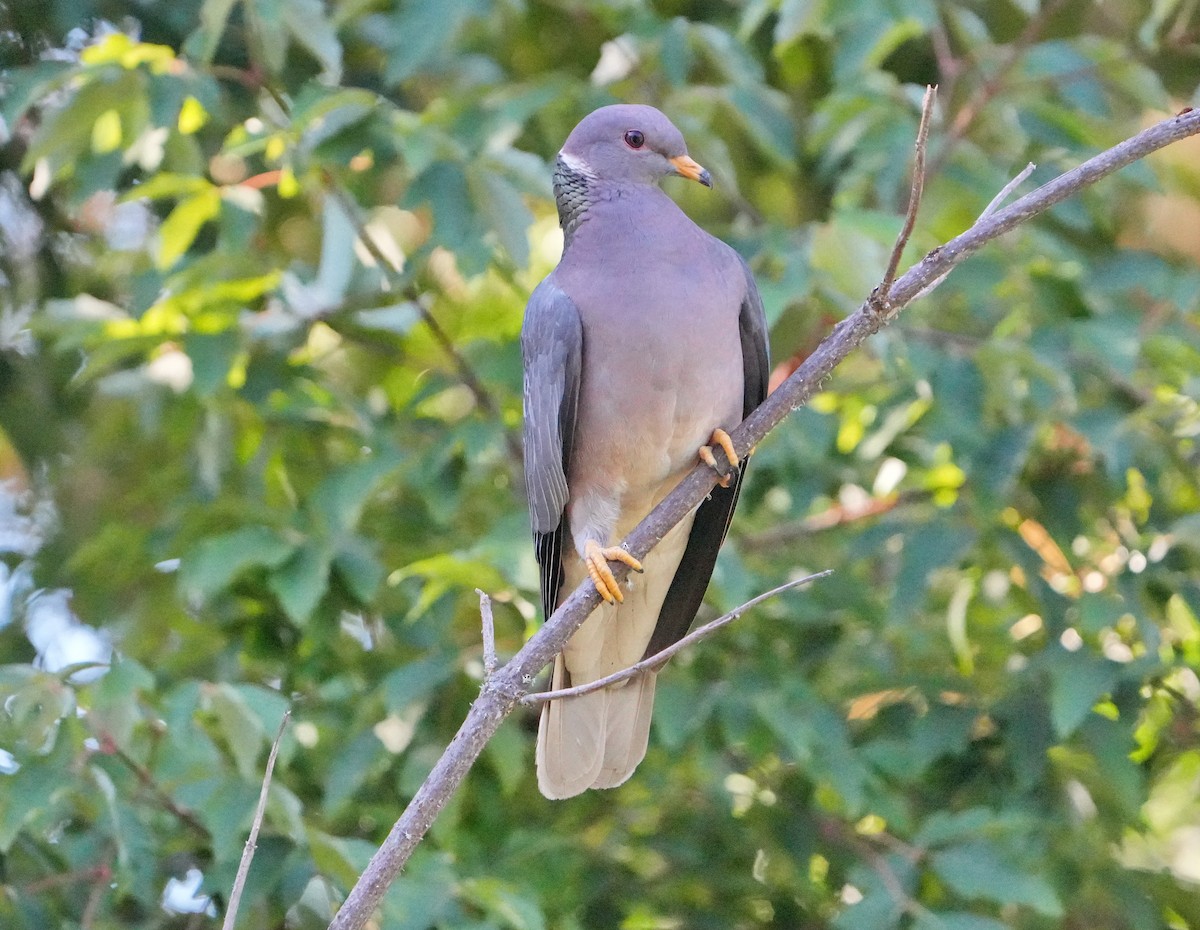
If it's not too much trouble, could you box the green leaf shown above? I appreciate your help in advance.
[311,448,405,535]
[308,828,380,887]
[0,60,74,128]
[379,851,459,928]
[352,302,422,334]
[460,877,546,930]
[483,722,527,796]
[382,0,479,84]
[725,83,796,165]
[183,330,241,396]
[469,165,533,267]
[186,0,241,61]
[912,913,1009,930]
[87,657,154,750]
[333,537,385,603]
[1046,647,1118,738]
[284,0,343,82]
[309,193,358,310]
[324,730,387,813]
[245,0,288,73]
[930,842,1062,916]
[207,682,268,780]
[123,172,213,202]
[179,526,296,602]
[381,656,455,712]
[268,543,332,625]
[0,724,76,852]
[176,773,261,864]
[21,71,142,175]
[158,187,221,269]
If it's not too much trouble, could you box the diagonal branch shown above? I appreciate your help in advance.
[327,105,1200,930]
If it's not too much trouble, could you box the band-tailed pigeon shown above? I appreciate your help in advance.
[522,104,770,799]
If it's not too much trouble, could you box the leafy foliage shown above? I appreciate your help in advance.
[1,1,1199,928]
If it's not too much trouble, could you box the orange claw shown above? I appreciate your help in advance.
[698,428,739,488]
[584,540,644,603]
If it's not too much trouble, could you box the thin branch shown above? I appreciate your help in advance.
[223,710,291,930]
[818,816,932,921]
[327,106,1200,930]
[929,0,1071,178]
[107,743,207,837]
[21,863,111,896]
[323,182,524,463]
[524,570,832,705]
[982,161,1036,217]
[913,160,1036,301]
[477,588,497,679]
[877,85,937,298]
[742,490,930,551]
[80,865,109,930]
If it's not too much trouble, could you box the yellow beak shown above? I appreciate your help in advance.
[670,155,713,188]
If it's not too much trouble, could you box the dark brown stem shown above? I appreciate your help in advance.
[108,743,207,837]
[21,863,111,896]
[818,816,930,919]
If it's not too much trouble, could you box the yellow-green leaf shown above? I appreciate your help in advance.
[157,187,220,269]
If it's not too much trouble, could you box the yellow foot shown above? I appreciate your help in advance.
[698,428,739,488]
[584,540,644,604]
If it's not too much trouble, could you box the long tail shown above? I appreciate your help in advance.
[535,518,692,799]
[535,656,656,799]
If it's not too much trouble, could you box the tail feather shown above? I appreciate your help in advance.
[591,674,656,789]
[535,665,657,797]
[536,517,693,799]
[536,655,607,799]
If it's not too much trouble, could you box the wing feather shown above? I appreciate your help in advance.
[521,277,584,619]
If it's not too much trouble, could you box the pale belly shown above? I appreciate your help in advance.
[566,309,744,549]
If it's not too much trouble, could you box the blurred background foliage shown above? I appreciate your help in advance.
[1,0,1199,927]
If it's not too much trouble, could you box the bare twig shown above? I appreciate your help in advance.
[477,588,497,679]
[523,570,831,705]
[327,107,1200,930]
[913,160,1038,302]
[877,85,937,299]
[223,710,291,930]
[80,866,109,930]
[982,162,1036,217]
[22,863,111,896]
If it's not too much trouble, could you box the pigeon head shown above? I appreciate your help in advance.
[558,104,712,189]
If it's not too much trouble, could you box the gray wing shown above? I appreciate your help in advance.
[521,277,584,620]
[735,256,771,422]
[644,255,771,658]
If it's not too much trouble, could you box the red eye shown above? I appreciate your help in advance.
[624,130,645,149]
